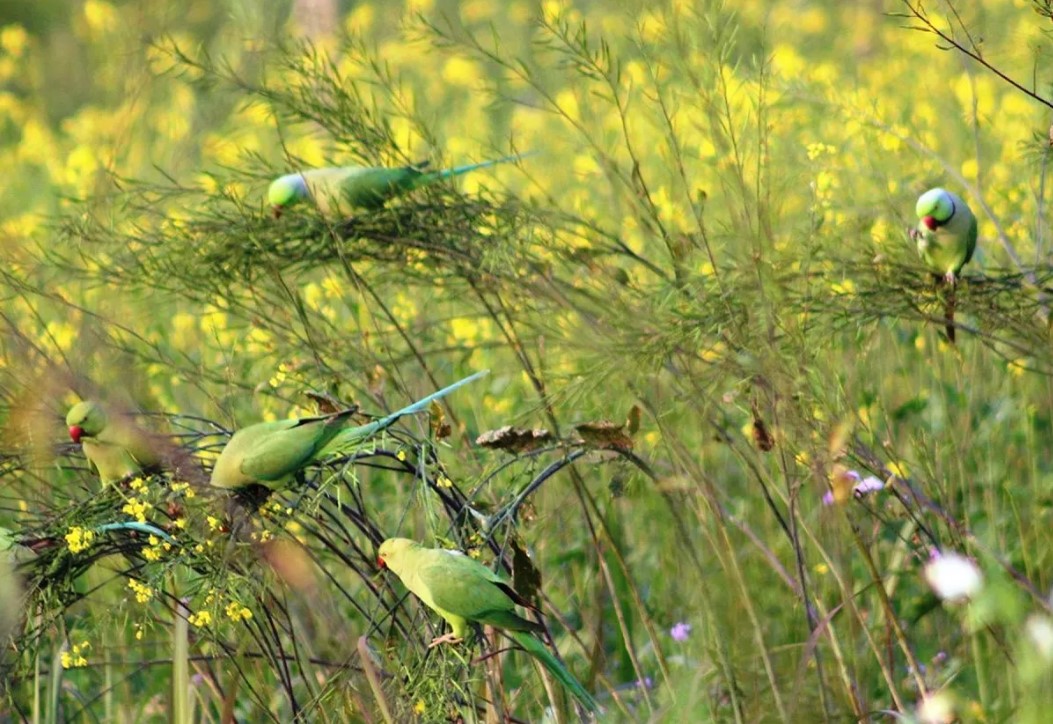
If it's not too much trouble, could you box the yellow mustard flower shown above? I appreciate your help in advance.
[225,602,252,623]
[65,526,95,554]
[127,579,154,604]
[121,497,151,524]
[61,640,90,669]
[188,611,212,628]
[887,461,910,479]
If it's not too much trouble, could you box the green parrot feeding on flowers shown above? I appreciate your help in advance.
[910,187,978,343]
[209,370,488,492]
[267,153,529,218]
[376,537,600,715]
[66,401,164,484]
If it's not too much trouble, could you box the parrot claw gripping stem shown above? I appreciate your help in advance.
[427,633,463,648]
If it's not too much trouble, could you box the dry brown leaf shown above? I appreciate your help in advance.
[625,404,642,436]
[429,400,451,439]
[574,420,633,451]
[303,391,346,415]
[475,426,553,453]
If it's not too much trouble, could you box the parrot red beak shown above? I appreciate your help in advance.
[377,556,386,569]
[68,425,83,443]
[922,215,937,231]
[272,206,282,219]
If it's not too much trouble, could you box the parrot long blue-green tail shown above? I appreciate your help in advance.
[418,152,538,188]
[320,369,489,456]
[509,629,601,715]
[96,521,177,545]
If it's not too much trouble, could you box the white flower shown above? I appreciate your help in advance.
[853,475,884,497]
[916,691,955,724]
[1027,614,1053,661]
[924,551,983,603]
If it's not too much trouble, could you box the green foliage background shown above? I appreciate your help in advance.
[3,0,1053,721]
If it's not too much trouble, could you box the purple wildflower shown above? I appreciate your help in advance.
[670,621,692,641]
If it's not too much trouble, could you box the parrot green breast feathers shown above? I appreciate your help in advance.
[911,187,977,284]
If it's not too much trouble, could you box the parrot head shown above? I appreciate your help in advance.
[66,400,107,444]
[377,537,419,572]
[267,173,309,218]
[915,188,955,231]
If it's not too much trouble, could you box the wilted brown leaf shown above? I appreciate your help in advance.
[625,404,642,436]
[475,426,553,453]
[752,418,774,452]
[304,391,348,415]
[429,400,451,439]
[574,420,633,451]
[510,538,542,607]
[750,400,774,452]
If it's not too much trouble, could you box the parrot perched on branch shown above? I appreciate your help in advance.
[267,153,529,218]
[909,187,978,343]
[377,537,600,715]
[209,370,488,491]
[66,401,164,484]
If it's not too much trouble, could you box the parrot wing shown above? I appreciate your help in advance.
[416,549,540,632]
[237,410,355,485]
[963,210,978,266]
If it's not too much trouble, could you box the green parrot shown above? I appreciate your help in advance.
[910,187,978,342]
[66,401,163,484]
[267,153,528,218]
[377,537,600,715]
[209,370,488,491]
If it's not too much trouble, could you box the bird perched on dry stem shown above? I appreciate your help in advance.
[909,187,978,342]
[377,537,600,715]
[209,370,488,492]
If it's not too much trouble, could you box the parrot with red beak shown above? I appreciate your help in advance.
[66,401,162,484]
[376,537,600,715]
[910,187,978,342]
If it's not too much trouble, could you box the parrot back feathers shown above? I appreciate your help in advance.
[268,153,532,215]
